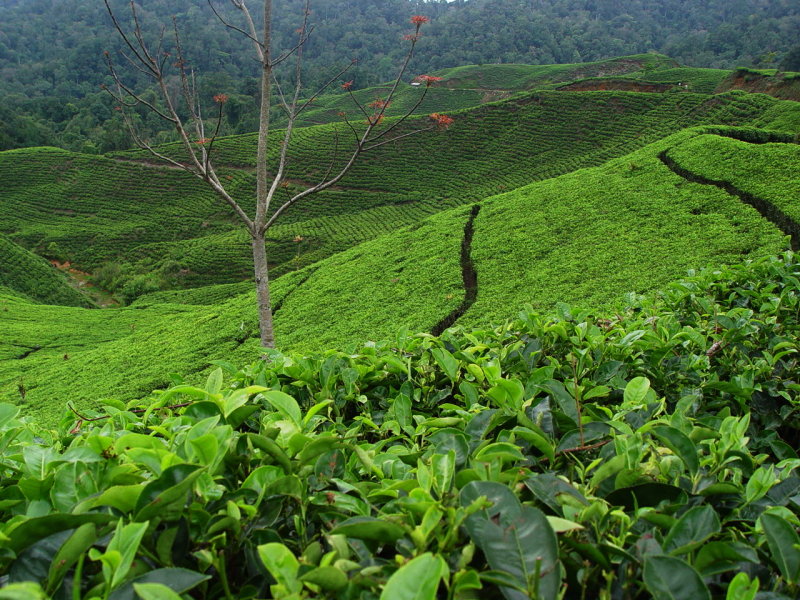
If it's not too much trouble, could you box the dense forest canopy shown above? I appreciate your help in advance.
[1,0,798,152]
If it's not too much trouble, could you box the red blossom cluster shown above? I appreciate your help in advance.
[429,113,454,129]
[341,80,354,90]
[213,93,229,104]
[368,98,390,109]
[410,15,429,25]
[367,114,385,126]
[415,75,443,87]
[403,33,420,42]
[195,138,211,145]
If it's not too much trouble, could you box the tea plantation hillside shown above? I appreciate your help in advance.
[268,56,798,130]
[3,56,800,599]
[2,55,799,301]
[96,89,798,295]
[0,234,92,308]
[3,124,799,426]
[272,53,681,128]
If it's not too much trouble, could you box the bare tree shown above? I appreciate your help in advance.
[102,0,451,348]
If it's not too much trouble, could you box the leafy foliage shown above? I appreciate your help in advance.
[1,252,800,598]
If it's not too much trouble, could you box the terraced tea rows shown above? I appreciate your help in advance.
[432,53,675,91]
[664,133,800,225]
[0,234,91,307]
[0,148,231,270]
[139,90,797,195]
[463,127,790,326]
[269,53,680,129]
[5,86,799,303]
[4,121,798,424]
[272,205,469,351]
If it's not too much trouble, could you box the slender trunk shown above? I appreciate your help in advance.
[254,0,274,348]
[255,0,272,229]
[251,232,275,348]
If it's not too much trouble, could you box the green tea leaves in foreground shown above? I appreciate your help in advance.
[643,555,711,600]
[760,512,800,584]
[379,553,448,600]
[461,482,561,600]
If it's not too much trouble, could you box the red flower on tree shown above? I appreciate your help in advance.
[213,93,229,104]
[415,75,443,87]
[341,80,354,90]
[368,98,390,109]
[410,15,429,25]
[429,113,454,129]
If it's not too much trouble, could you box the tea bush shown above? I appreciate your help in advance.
[1,252,799,599]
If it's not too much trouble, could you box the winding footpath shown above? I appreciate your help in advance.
[432,204,481,336]
[658,149,799,251]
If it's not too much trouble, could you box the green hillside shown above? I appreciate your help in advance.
[0,233,92,307]
[278,54,679,127]
[4,57,797,305]
[3,123,798,425]
[97,89,798,296]
[1,59,800,425]
[3,53,800,599]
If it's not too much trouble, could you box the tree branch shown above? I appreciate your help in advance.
[208,0,264,49]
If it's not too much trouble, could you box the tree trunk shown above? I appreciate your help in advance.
[253,0,274,349]
[251,232,275,348]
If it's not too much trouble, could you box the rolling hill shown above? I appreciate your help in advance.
[0,57,799,426]
[2,54,800,600]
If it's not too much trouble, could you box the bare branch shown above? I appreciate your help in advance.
[340,112,363,144]
[225,0,266,62]
[272,73,292,115]
[129,0,158,68]
[346,87,372,122]
[103,0,158,76]
[271,25,315,68]
[208,0,264,49]
[105,55,176,123]
[120,49,157,79]
[296,60,356,116]
[365,82,432,144]
[319,125,341,185]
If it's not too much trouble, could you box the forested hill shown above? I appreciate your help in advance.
[1,0,799,152]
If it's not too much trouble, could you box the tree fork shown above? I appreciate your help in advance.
[104,2,450,349]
